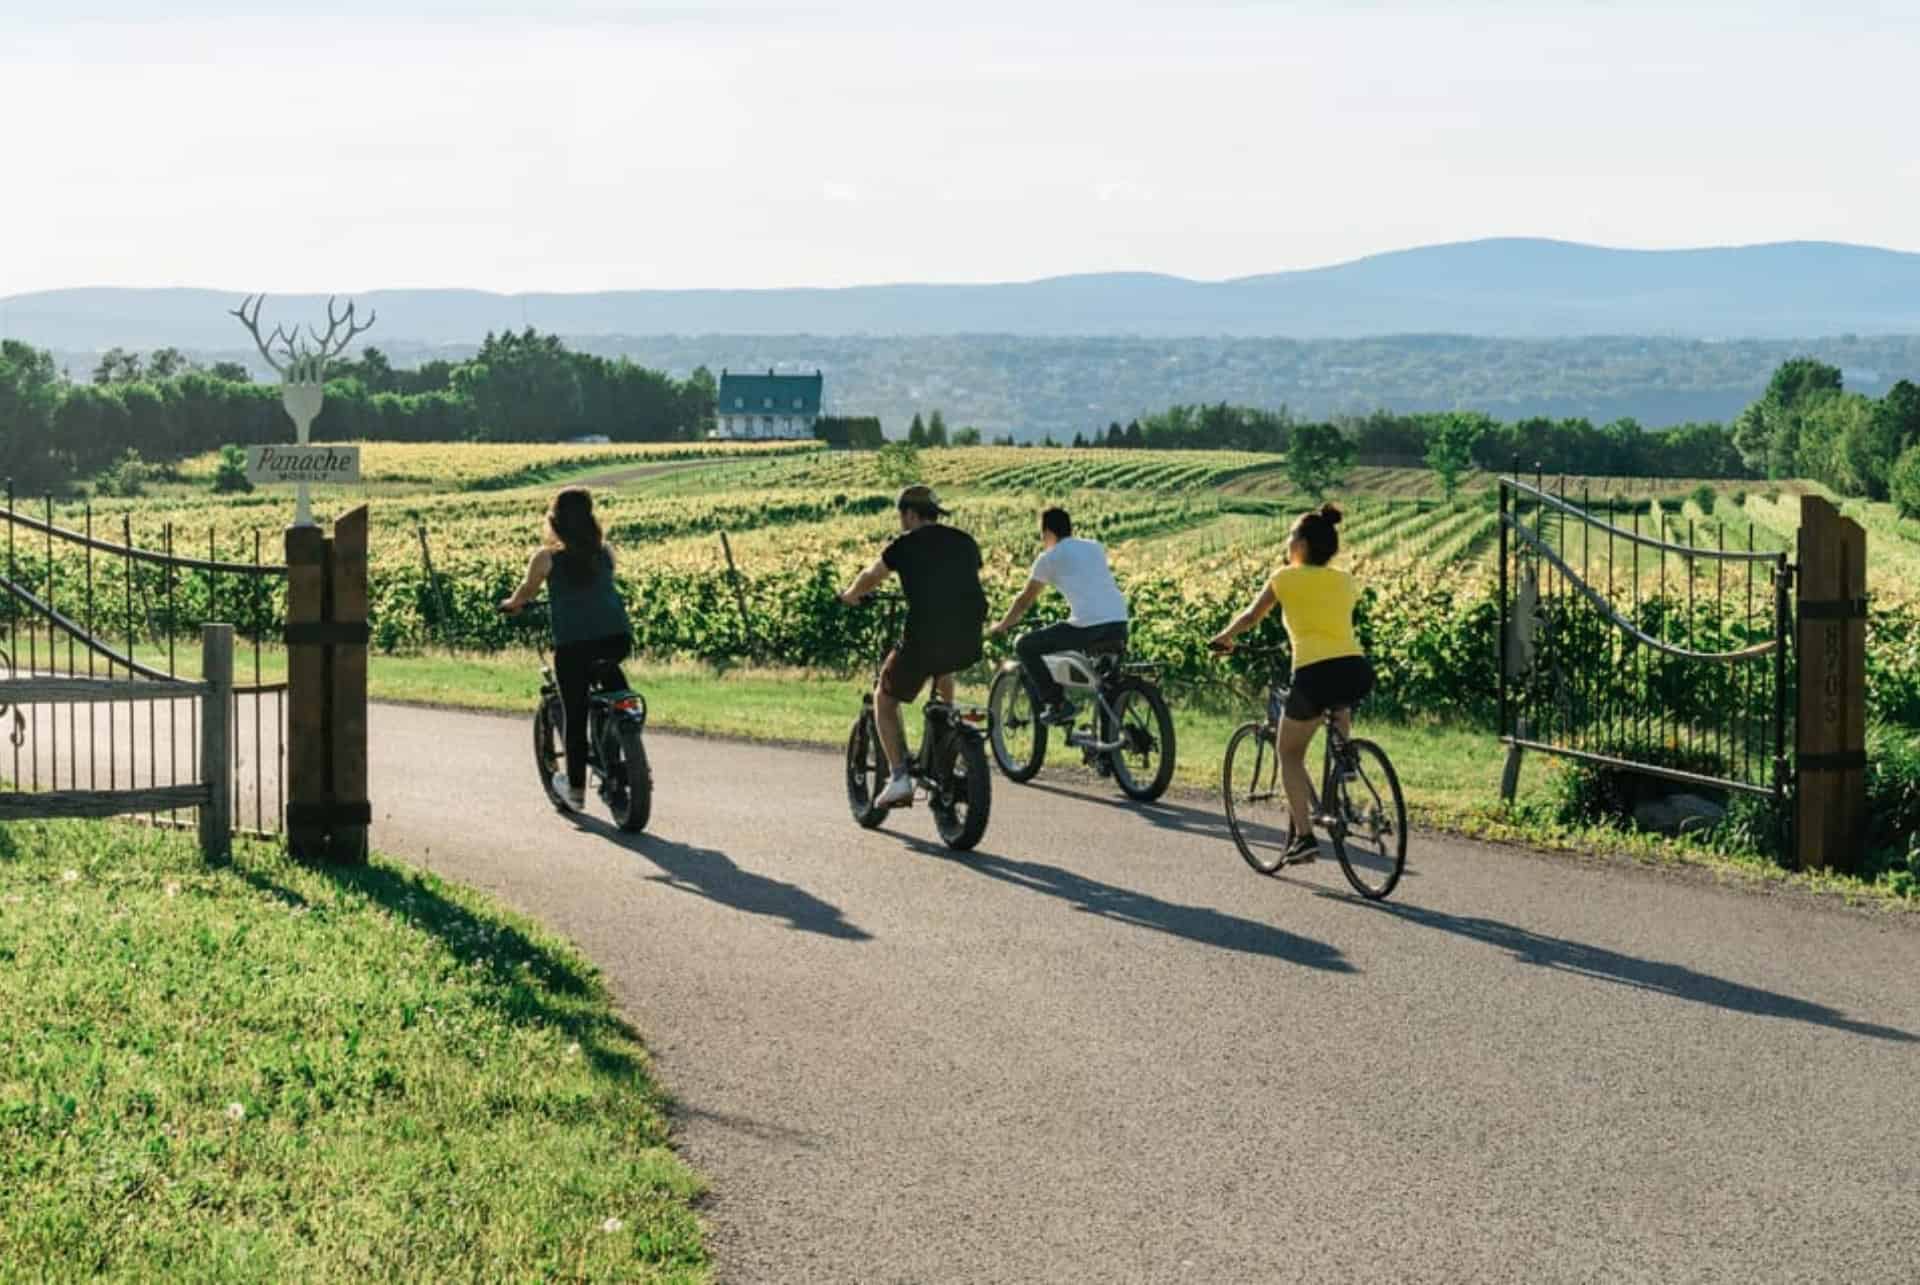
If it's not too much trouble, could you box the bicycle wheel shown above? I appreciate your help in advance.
[1328,738,1408,900]
[1108,678,1176,802]
[607,722,652,834]
[987,667,1047,782]
[931,729,992,851]
[533,694,567,813]
[845,710,889,829]
[1222,721,1289,874]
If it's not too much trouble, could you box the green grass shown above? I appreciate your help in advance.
[0,822,708,1281]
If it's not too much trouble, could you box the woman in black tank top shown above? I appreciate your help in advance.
[501,488,634,808]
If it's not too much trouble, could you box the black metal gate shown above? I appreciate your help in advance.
[1497,471,1794,825]
[0,487,288,839]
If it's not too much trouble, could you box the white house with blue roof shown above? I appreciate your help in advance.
[713,368,824,439]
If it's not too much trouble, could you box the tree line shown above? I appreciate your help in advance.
[0,329,716,492]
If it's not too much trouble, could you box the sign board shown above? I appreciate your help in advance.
[247,444,361,486]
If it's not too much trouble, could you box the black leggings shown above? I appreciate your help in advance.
[554,634,631,789]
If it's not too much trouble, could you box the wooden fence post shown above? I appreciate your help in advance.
[1795,496,1868,871]
[285,524,329,861]
[199,623,233,864]
[328,506,370,865]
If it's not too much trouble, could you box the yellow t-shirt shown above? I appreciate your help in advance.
[1266,565,1363,670]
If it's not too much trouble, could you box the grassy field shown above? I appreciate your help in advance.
[0,822,708,1280]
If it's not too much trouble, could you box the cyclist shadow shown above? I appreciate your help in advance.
[1019,780,1238,844]
[566,813,873,943]
[1325,894,1916,1043]
[902,836,1354,973]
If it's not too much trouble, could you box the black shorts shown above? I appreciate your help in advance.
[880,642,979,703]
[1286,655,1375,721]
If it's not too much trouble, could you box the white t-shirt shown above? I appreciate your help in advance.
[1031,537,1129,627]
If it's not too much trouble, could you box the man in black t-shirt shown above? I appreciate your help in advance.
[838,485,987,807]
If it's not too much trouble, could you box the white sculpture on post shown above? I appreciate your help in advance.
[229,295,376,527]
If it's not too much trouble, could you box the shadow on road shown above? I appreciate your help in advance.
[904,836,1354,972]
[1021,780,1238,844]
[1337,896,1916,1043]
[571,815,873,942]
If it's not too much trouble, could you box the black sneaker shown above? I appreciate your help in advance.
[1040,700,1078,727]
[1284,833,1320,864]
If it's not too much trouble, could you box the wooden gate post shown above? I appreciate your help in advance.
[285,524,330,861]
[327,507,370,865]
[283,506,371,866]
[1795,496,1868,871]
[199,623,234,865]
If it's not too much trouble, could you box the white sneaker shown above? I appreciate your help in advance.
[551,772,586,812]
[875,771,915,808]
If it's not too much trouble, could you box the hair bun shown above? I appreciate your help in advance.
[1319,503,1344,527]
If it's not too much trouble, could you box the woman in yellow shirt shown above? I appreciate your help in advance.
[1209,503,1375,862]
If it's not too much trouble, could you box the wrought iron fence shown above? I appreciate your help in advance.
[0,486,288,838]
[1497,470,1793,822]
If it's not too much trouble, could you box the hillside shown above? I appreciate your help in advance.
[8,239,1920,348]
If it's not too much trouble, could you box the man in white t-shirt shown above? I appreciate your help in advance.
[988,507,1129,725]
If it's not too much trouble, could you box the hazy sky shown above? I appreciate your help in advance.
[3,1,1915,293]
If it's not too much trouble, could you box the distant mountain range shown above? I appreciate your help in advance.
[7,238,1920,349]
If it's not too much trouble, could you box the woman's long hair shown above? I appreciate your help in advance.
[1290,502,1344,566]
[544,488,605,585]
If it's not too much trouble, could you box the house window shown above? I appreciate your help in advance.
[763,397,773,408]
[734,397,743,408]
[793,397,803,409]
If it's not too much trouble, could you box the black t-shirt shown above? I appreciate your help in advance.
[882,523,987,668]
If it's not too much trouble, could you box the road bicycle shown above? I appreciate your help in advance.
[844,594,992,851]
[509,603,653,833]
[1219,648,1406,899]
[986,634,1176,801]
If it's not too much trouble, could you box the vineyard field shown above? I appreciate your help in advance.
[11,443,1919,730]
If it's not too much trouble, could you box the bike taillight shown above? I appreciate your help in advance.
[959,706,988,725]
[612,697,642,713]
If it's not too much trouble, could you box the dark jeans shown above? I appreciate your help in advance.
[555,633,631,790]
[1015,620,1128,706]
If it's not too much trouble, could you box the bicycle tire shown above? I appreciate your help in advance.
[609,723,653,834]
[931,728,992,851]
[533,695,566,813]
[1329,738,1408,900]
[845,711,889,829]
[1108,677,1176,802]
[987,667,1047,783]
[1222,721,1288,874]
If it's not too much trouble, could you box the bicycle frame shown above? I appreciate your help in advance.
[857,593,985,778]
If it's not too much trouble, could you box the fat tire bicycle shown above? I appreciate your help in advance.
[986,638,1176,801]
[509,603,653,833]
[844,594,992,851]
[1219,649,1406,899]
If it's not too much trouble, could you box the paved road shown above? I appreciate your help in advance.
[366,704,1920,1283]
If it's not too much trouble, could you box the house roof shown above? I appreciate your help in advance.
[718,369,823,416]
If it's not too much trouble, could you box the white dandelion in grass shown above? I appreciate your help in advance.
[225,1102,246,1123]
[601,1217,624,1234]
[164,882,181,899]
[61,869,79,883]
[565,1042,582,1060]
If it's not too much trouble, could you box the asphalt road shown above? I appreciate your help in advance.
[361,704,1919,1283]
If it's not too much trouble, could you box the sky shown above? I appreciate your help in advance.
[2,0,1916,294]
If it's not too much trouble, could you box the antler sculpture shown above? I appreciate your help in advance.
[228,294,376,383]
[229,293,377,527]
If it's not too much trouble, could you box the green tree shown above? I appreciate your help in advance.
[1424,411,1489,501]
[212,443,253,494]
[1284,421,1355,501]
[91,348,142,385]
[875,441,920,486]
[208,361,251,383]
[926,409,948,447]
[906,413,928,447]
[1123,420,1143,448]
[1891,445,1920,520]
[1764,357,1843,409]
[1690,483,1717,516]
[1105,422,1124,448]
[952,426,982,446]
[687,365,718,437]
[147,347,191,379]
